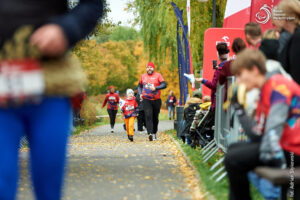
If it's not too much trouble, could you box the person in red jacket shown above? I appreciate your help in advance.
[71,92,86,125]
[138,62,167,141]
[224,49,300,200]
[102,86,120,133]
[122,89,138,142]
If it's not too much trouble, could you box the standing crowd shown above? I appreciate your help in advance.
[180,0,300,199]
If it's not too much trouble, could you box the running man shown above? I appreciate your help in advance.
[138,62,167,141]
[102,85,120,133]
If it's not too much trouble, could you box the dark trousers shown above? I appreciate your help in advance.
[137,110,146,131]
[107,109,117,129]
[143,99,161,134]
[224,142,300,200]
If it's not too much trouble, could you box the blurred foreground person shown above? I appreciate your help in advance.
[102,85,120,133]
[244,22,262,49]
[274,0,300,85]
[224,49,300,200]
[0,1,103,199]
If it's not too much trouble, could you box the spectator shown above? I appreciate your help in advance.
[102,85,120,133]
[183,90,202,109]
[244,22,262,49]
[181,90,203,144]
[225,49,300,200]
[219,38,247,88]
[262,28,280,40]
[134,87,146,133]
[165,91,177,120]
[196,42,229,112]
[202,96,211,103]
[195,42,229,131]
[272,8,292,56]
[0,0,103,199]
[274,0,300,85]
[121,89,138,142]
[71,92,86,126]
[138,62,167,141]
[259,29,291,78]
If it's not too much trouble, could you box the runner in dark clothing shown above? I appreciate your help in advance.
[102,85,120,133]
[134,87,146,133]
[138,62,167,141]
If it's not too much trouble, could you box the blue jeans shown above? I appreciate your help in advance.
[248,172,281,200]
[168,106,175,119]
[0,97,71,200]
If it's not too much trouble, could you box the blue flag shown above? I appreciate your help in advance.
[172,2,190,104]
[177,21,184,105]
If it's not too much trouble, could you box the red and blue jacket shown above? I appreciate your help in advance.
[255,74,300,155]
[122,97,138,118]
[102,92,119,110]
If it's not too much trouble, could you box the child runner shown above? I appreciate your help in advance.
[122,89,138,142]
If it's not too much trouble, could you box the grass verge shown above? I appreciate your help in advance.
[166,129,263,200]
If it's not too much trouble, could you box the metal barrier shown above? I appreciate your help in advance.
[201,76,245,182]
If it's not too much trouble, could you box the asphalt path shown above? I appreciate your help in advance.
[17,121,196,200]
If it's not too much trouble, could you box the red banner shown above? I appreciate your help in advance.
[202,28,245,97]
[223,0,251,29]
[250,0,280,32]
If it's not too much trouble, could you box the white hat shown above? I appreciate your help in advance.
[126,89,134,96]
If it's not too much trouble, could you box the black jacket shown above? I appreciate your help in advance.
[0,0,103,48]
[165,95,177,107]
[280,27,300,85]
[134,92,144,111]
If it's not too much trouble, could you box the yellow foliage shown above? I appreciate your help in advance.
[80,96,98,126]
[73,39,189,105]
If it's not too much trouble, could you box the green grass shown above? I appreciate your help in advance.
[159,109,170,121]
[166,130,263,200]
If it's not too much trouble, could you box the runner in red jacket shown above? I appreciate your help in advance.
[102,85,119,133]
[138,62,167,141]
[121,89,138,142]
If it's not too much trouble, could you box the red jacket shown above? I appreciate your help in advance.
[122,97,138,118]
[71,92,86,111]
[139,72,165,100]
[201,61,226,111]
[255,74,300,155]
[102,92,119,110]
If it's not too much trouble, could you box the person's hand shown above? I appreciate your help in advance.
[195,78,203,82]
[30,24,68,57]
[149,85,156,91]
[140,94,143,101]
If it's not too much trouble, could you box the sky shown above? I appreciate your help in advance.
[107,0,136,28]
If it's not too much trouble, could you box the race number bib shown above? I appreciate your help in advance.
[0,59,45,106]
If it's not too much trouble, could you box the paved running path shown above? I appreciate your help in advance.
[17,121,196,200]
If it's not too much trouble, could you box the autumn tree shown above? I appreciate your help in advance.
[127,0,227,73]
[110,26,140,41]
